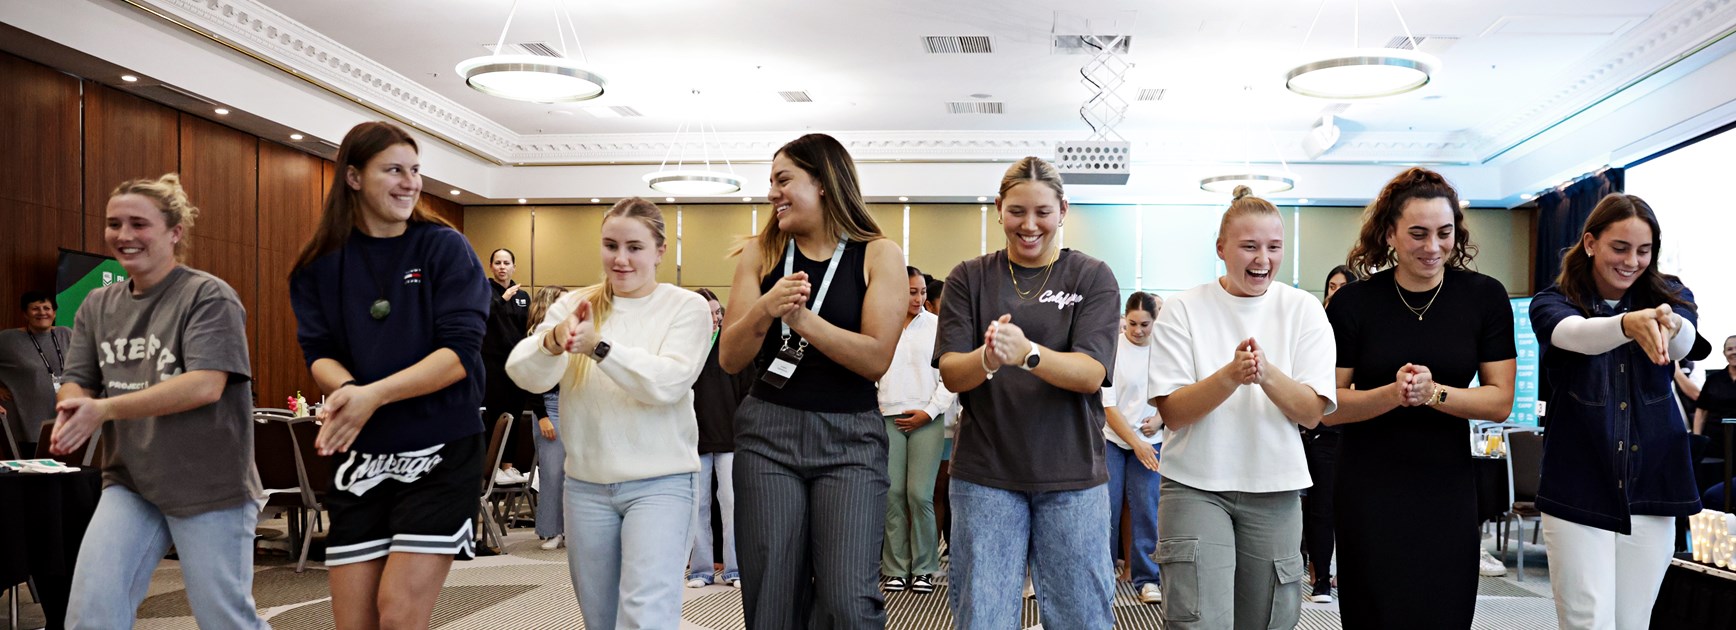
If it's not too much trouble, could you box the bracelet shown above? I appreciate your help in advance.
[1425,383,1444,407]
[339,379,358,390]
[541,329,564,355]
[981,348,999,380]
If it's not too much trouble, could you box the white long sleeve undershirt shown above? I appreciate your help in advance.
[1549,312,1695,361]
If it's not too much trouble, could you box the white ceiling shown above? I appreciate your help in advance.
[259,0,1676,161]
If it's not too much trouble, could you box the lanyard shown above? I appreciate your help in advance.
[27,329,63,377]
[780,239,847,352]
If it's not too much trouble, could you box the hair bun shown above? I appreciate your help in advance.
[1231,185,1254,200]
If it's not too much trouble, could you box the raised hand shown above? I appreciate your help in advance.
[563,300,600,355]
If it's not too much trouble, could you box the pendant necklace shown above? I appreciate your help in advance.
[1395,273,1444,321]
[354,241,394,320]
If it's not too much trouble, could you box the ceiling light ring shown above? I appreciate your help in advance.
[1285,50,1437,100]
[1200,173,1297,195]
[456,55,607,102]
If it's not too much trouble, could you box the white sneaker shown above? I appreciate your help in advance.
[686,578,709,589]
[539,535,564,551]
[1022,574,1035,599]
[1478,548,1508,577]
[728,578,741,588]
[1139,583,1162,604]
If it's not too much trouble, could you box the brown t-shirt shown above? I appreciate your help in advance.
[62,266,262,517]
[934,249,1119,492]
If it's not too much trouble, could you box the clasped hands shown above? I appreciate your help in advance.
[1622,304,1681,366]
[546,299,603,356]
[759,271,815,328]
[1219,337,1270,386]
[980,315,1034,371]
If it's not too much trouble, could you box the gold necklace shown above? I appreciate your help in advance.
[1394,273,1445,321]
[1009,249,1059,300]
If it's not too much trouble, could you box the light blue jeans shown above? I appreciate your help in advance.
[66,485,268,630]
[947,478,1114,629]
[564,472,695,629]
[535,391,565,539]
[688,452,739,583]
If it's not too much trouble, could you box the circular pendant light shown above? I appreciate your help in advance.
[456,54,606,103]
[1200,173,1296,195]
[643,170,743,195]
[1285,49,1439,100]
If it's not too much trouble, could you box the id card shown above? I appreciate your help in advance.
[760,346,804,389]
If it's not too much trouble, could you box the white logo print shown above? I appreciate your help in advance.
[1038,290,1084,311]
[334,444,445,496]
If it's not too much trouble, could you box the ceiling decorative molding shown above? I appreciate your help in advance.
[128,0,1733,168]
[1468,0,1736,160]
[132,0,520,159]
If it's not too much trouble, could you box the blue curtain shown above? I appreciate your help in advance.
[1532,169,1623,292]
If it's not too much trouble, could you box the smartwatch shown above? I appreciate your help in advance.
[1020,344,1042,371]
[591,340,612,363]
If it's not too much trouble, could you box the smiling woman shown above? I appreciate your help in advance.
[288,121,492,630]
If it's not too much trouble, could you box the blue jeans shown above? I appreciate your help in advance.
[535,392,565,539]
[688,452,739,583]
[564,472,695,629]
[948,478,1113,629]
[66,485,268,630]
[1106,441,1162,588]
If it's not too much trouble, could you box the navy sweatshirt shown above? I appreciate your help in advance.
[290,222,490,453]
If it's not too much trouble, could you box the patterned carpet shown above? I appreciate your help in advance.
[3,517,1561,629]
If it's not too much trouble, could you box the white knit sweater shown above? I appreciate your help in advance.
[506,284,711,484]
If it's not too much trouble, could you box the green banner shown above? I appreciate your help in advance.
[54,250,128,328]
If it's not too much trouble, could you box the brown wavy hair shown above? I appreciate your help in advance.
[291,121,452,275]
[736,134,884,274]
[1345,167,1476,278]
[1553,193,1690,314]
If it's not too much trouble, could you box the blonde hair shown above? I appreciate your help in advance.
[735,134,884,275]
[110,173,201,261]
[1216,185,1281,248]
[526,285,568,335]
[999,156,1066,201]
[565,198,666,389]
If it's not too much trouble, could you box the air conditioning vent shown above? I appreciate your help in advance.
[779,91,813,103]
[923,36,994,54]
[485,42,565,57]
[1383,35,1458,50]
[1053,35,1131,54]
[1136,88,1165,102]
[945,101,1003,114]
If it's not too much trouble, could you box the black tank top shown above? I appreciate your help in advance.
[750,239,878,412]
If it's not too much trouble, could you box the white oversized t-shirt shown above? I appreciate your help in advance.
[1101,334,1160,448]
[1147,280,1338,493]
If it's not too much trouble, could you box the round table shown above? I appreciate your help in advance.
[0,469,102,630]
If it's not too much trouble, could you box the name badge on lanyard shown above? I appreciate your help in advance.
[760,239,847,390]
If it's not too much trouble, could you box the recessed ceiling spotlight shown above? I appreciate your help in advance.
[976,196,988,202]
[1459,199,1470,208]
[590,198,601,203]
[450,189,461,195]
[742,197,752,202]
[1520,193,1534,200]
[289,133,304,140]
[1298,198,1311,204]
[899,196,909,202]
[518,198,527,204]
[214,107,230,115]
[120,74,138,82]
[665,197,675,203]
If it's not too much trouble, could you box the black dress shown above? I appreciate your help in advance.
[1325,269,1516,629]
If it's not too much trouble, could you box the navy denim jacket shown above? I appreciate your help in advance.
[1530,284,1700,534]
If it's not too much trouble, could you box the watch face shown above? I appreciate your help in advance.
[1024,353,1040,369]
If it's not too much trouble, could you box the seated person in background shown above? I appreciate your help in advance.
[0,290,73,457]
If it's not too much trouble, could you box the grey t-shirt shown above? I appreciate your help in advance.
[62,266,263,517]
[934,249,1120,492]
[0,326,71,449]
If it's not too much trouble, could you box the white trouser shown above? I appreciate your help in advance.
[1541,513,1675,630]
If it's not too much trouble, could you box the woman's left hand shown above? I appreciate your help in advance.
[563,301,602,356]
[986,315,1031,367]
[316,383,385,455]
[894,410,931,432]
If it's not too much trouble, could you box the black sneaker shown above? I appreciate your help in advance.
[884,576,907,592]
[911,574,936,593]
[1309,580,1333,604]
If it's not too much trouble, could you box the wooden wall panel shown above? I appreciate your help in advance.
[0,52,80,211]
[422,194,463,232]
[82,82,179,251]
[256,141,326,404]
[0,202,84,329]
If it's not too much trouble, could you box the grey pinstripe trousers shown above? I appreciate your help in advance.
[734,396,890,629]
